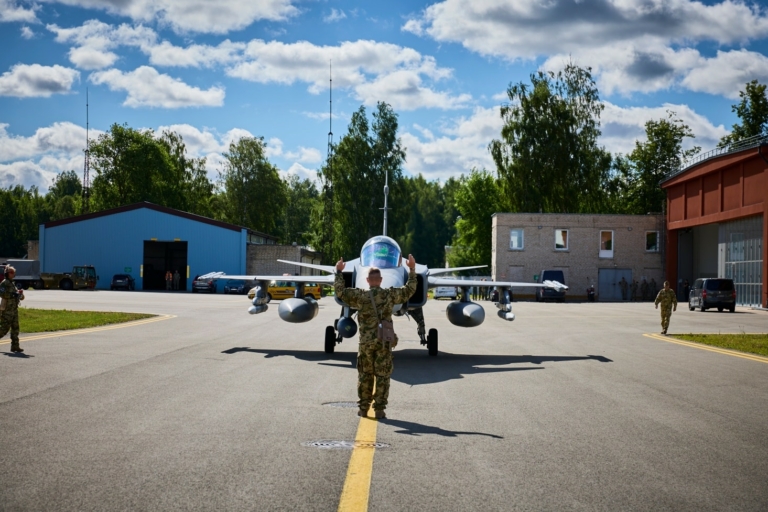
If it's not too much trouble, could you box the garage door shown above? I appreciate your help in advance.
[598,268,633,301]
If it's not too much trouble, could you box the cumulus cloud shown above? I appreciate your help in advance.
[146,40,246,68]
[324,8,346,23]
[89,66,225,108]
[0,0,38,23]
[405,0,768,95]
[20,26,34,39]
[228,39,469,110]
[38,0,299,34]
[681,49,768,99]
[0,63,79,97]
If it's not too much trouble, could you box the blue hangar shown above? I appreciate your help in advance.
[38,202,276,291]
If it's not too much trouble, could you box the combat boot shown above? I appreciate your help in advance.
[357,408,367,418]
[10,345,23,353]
[374,410,386,419]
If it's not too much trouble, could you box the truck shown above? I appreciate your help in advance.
[0,259,98,290]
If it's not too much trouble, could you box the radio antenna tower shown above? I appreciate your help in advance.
[325,61,334,261]
[82,88,91,213]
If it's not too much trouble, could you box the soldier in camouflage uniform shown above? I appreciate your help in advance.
[335,254,418,420]
[0,265,25,353]
[654,280,678,335]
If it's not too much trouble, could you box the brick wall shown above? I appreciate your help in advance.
[246,244,323,276]
[493,213,665,299]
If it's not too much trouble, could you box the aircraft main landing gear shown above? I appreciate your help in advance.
[427,328,438,356]
[325,326,336,354]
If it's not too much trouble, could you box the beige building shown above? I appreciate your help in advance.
[492,213,665,301]
[246,243,322,276]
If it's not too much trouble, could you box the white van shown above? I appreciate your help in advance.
[432,286,458,300]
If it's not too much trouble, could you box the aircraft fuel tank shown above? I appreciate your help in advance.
[445,301,485,327]
[278,297,319,323]
[336,317,358,338]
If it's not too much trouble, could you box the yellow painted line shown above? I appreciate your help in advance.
[338,403,378,512]
[643,333,768,364]
[1,314,176,346]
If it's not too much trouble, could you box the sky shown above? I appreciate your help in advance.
[2,0,768,193]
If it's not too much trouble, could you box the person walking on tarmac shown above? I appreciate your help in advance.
[654,280,678,335]
[165,270,172,290]
[0,265,25,353]
[334,254,418,420]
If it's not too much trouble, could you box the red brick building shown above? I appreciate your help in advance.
[661,136,767,307]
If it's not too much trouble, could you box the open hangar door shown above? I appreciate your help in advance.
[678,224,718,299]
[143,241,188,291]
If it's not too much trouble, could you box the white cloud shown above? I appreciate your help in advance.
[38,0,299,34]
[324,8,346,23]
[681,49,768,99]
[228,39,469,110]
[20,26,34,39]
[285,146,322,164]
[0,0,38,23]
[283,162,319,183]
[0,160,59,191]
[146,40,246,68]
[405,0,768,96]
[0,64,80,97]
[89,66,225,108]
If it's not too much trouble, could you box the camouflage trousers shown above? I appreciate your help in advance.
[357,341,393,412]
[660,307,673,330]
[0,309,20,348]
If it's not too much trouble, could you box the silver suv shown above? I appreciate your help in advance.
[688,278,736,312]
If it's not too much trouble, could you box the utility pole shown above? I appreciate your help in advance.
[82,88,91,213]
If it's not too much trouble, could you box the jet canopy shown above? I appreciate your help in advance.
[360,236,401,269]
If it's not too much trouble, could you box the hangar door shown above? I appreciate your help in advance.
[598,268,633,301]
[143,241,188,291]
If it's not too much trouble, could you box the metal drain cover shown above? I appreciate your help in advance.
[302,440,390,449]
[323,401,359,408]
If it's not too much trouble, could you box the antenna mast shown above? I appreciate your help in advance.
[325,61,334,260]
[82,88,91,213]
[381,169,389,236]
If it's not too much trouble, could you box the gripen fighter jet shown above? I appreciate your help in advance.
[222,179,567,356]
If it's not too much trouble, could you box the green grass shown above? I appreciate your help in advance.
[673,333,768,357]
[18,308,155,333]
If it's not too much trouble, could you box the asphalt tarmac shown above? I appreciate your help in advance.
[1,290,767,511]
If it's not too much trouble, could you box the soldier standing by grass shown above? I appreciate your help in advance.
[0,265,25,353]
[654,280,678,335]
[334,255,417,419]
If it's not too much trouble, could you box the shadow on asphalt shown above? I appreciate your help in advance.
[1,351,33,358]
[378,417,504,439]
[221,347,611,386]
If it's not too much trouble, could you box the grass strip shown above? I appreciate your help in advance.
[674,333,768,357]
[18,308,155,333]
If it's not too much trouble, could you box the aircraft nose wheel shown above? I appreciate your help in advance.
[325,326,336,354]
[427,328,438,356]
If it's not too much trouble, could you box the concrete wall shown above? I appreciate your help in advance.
[246,245,323,276]
[493,213,665,300]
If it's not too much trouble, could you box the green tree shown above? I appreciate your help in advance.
[47,170,83,221]
[719,80,768,147]
[447,169,509,269]
[280,174,318,245]
[0,185,50,256]
[398,175,453,269]
[219,136,287,234]
[313,102,406,262]
[490,63,611,213]
[618,111,700,214]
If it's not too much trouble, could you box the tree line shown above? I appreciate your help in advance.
[2,68,766,269]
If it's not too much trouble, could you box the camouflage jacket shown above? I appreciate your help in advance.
[334,270,417,344]
[0,278,23,313]
[654,288,677,309]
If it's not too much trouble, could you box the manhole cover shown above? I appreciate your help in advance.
[302,440,390,449]
[323,401,359,408]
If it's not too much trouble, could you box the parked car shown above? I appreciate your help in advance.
[110,274,135,291]
[535,269,567,302]
[266,281,322,302]
[192,275,217,293]
[432,286,457,300]
[688,278,736,312]
[223,279,250,295]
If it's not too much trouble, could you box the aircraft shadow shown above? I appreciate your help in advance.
[378,417,503,439]
[222,347,611,386]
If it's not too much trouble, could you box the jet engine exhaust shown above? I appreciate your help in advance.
[445,301,485,327]
[278,297,319,323]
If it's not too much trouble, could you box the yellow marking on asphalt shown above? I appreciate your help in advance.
[1,314,175,346]
[643,333,768,364]
[338,403,378,512]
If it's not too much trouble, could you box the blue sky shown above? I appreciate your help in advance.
[2,0,768,192]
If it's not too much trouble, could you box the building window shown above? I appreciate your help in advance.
[646,231,659,252]
[555,229,569,250]
[509,229,524,250]
[600,230,614,258]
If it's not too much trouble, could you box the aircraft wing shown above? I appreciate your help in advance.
[428,265,487,276]
[217,274,336,285]
[277,260,336,274]
[428,277,568,290]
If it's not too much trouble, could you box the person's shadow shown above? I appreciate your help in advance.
[1,351,32,358]
[222,347,612,386]
[377,417,504,439]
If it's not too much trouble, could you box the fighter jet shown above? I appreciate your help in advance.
[222,178,567,356]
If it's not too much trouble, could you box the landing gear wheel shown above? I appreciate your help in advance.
[324,326,336,354]
[427,328,438,356]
